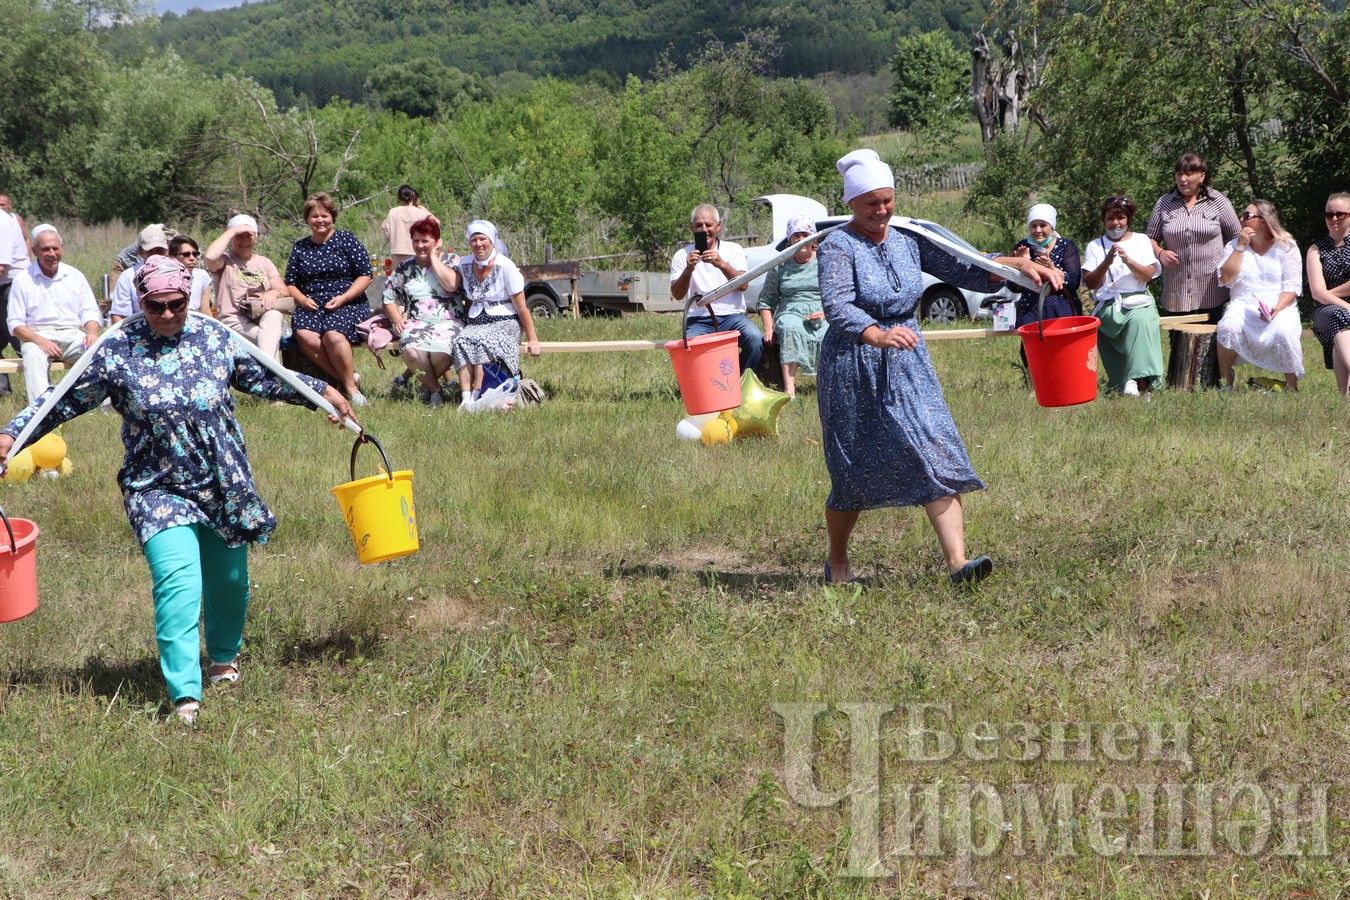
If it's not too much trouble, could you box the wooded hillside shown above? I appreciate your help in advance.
[113,0,990,106]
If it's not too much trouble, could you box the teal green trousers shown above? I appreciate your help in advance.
[143,524,249,704]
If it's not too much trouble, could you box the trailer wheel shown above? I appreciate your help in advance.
[526,291,559,319]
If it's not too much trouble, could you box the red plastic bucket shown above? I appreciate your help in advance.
[1017,315,1101,407]
[665,331,742,415]
[0,510,39,623]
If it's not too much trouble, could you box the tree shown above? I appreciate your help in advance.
[364,57,489,119]
[596,77,701,269]
[887,32,967,132]
[0,0,108,214]
[966,0,1348,248]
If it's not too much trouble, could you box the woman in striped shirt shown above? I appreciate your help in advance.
[1145,152,1241,322]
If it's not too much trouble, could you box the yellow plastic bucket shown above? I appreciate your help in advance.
[331,435,419,564]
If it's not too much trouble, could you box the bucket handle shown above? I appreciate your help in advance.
[1035,283,1051,342]
[0,506,14,555]
[680,293,721,350]
[350,433,394,484]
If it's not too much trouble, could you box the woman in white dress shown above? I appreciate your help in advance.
[1215,199,1304,391]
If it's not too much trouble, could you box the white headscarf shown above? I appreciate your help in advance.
[465,219,508,264]
[227,213,258,233]
[1027,203,1058,229]
[786,215,815,239]
[837,149,894,205]
[30,223,58,244]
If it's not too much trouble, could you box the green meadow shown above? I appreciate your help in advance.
[0,276,1347,895]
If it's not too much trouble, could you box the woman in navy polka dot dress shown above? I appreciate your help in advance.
[285,193,374,404]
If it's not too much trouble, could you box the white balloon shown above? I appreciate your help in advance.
[675,419,703,442]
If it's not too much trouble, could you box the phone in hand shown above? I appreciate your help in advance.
[1258,300,1274,322]
[694,232,709,254]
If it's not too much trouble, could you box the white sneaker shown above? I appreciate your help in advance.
[1123,379,1140,396]
[350,390,368,407]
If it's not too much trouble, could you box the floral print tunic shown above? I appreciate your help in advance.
[817,225,996,511]
[2,316,328,547]
[381,253,466,355]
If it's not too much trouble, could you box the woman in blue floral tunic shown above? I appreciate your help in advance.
[381,215,465,407]
[819,151,1058,586]
[0,256,358,724]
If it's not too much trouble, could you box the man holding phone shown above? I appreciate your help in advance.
[670,203,762,371]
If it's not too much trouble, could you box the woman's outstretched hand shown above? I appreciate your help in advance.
[322,386,359,428]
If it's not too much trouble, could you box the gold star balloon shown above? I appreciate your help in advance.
[725,370,791,438]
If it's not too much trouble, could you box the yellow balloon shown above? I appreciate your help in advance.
[30,433,66,470]
[700,417,734,447]
[717,410,739,439]
[59,458,74,476]
[3,449,35,483]
[723,370,791,438]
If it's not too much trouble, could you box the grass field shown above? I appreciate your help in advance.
[0,307,1346,897]
[3,218,1349,896]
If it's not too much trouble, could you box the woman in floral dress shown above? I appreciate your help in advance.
[381,216,465,408]
[0,256,357,724]
[818,150,1056,586]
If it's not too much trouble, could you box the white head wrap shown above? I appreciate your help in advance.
[30,223,59,244]
[228,213,258,233]
[786,215,815,239]
[1027,203,1058,229]
[465,219,508,260]
[837,149,895,205]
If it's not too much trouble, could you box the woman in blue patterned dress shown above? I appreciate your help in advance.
[0,256,358,724]
[285,192,374,405]
[381,215,465,407]
[818,150,1058,585]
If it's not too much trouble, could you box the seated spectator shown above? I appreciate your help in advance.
[0,193,30,255]
[169,236,214,316]
[0,201,28,394]
[381,216,465,407]
[451,220,541,409]
[1308,191,1350,396]
[285,193,374,405]
[1011,203,1082,327]
[670,203,761,371]
[204,215,291,363]
[110,225,171,323]
[6,225,101,401]
[1082,196,1164,396]
[109,223,175,296]
[1215,199,1304,391]
[757,214,826,398]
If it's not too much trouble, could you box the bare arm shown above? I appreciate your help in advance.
[1307,245,1350,309]
[429,245,459,293]
[671,251,698,301]
[511,291,541,355]
[203,227,240,271]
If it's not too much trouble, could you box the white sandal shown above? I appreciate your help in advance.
[208,659,241,686]
[174,699,200,725]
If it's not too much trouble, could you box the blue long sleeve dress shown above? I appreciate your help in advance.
[816,225,998,512]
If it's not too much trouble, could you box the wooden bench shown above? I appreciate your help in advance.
[0,359,65,375]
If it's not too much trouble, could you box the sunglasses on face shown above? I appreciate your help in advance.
[1240,211,1263,221]
[1325,211,1350,222]
[177,250,199,258]
[144,298,188,315]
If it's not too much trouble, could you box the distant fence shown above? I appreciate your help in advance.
[893,162,985,193]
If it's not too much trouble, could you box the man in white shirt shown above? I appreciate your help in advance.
[7,225,102,401]
[0,207,30,395]
[669,203,762,371]
[110,224,171,322]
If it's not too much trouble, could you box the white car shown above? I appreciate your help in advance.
[742,194,1016,323]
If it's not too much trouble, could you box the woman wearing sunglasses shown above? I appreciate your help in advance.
[1214,200,1305,390]
[0,256,358,724]
[169,235,214,316]
[1308,192,1350,396]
